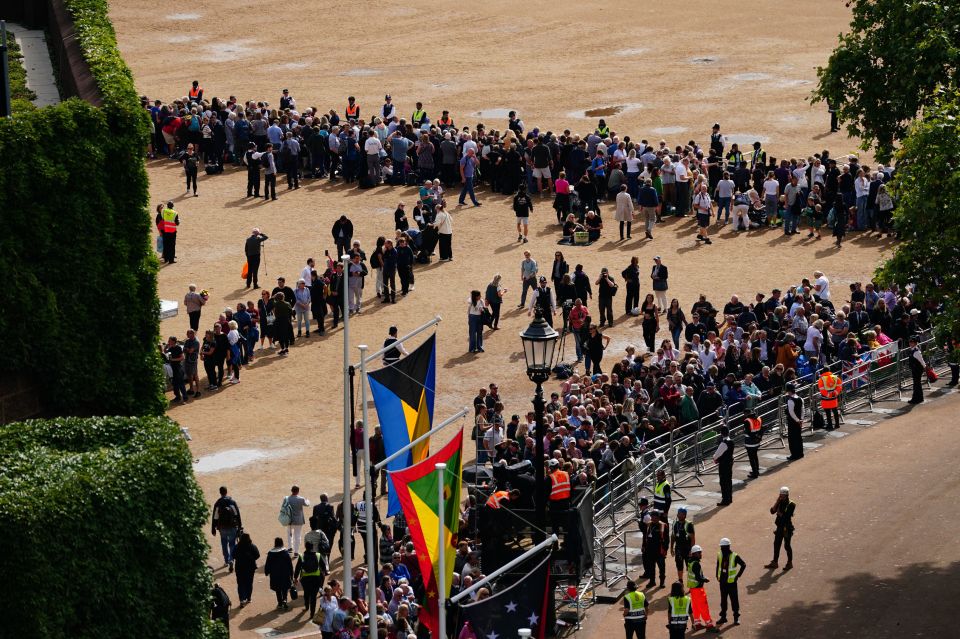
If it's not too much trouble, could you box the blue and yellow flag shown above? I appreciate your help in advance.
[368,333,436,515]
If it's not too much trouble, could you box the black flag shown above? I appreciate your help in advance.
[457,553,551,639]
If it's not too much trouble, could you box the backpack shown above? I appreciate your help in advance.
[316,532,331,555]
[302,551,320,574]
[212,584,231,612]
[278,497,294,526]
[218,501,239,529]
[315,503,336,531]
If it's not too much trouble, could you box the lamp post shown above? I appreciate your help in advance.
[519,310,559,541]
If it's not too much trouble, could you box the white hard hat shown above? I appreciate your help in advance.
[690,545,702,554]
[780,486,790,494]
[719,538,731,547]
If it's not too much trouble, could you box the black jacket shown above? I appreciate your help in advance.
[331,219,354,244]
[245,233,268,257]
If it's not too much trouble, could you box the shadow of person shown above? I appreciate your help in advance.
[746,567,787,594]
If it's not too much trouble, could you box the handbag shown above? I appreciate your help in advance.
[289,584,299,600]
[926,366,938,382]
[313,607,327,626]
[241,262,249,279]
[156,234,164,253]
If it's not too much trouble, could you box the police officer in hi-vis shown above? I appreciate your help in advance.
[622,579,649,639]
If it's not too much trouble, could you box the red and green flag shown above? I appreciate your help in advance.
[389,428,463,635]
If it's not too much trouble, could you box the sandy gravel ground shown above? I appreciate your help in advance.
[105,1,925,635]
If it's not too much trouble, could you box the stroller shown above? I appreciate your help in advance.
[747,201,767,227]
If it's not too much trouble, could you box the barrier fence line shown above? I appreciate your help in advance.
[589,333,948,587]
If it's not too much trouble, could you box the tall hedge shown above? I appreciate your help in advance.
[0,416,223,638]
[0,0,165,416]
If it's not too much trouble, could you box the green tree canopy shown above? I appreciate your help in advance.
[814,0,960,163]
[876,88,960,339]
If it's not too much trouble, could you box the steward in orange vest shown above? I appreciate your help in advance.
[817,370,842,430]
[743,410,763,478]
[188,81,203,103]
[345,97,360,122]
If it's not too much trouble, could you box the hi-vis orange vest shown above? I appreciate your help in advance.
[189,85,202,99]
[746,416,762,434]
[346,103,359,119]
[486,491,510,509]
[818,371,840,409]
[439,116,454,128]
[549,470,571,501]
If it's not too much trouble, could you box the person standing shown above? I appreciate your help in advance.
[765,487,796,571]
[183,328,201,398]
[637,178,660,239]
[211,582,231,635]
[743,409,763,479]
[283,132,301,190]
[244,142,261,197]
[468,290,486,353]
[715,538,746,626]
[295,541,325,618]
[485,274,506,330]
[233,532,260,607]
[458,148,481,207]
[244,228,268,289]
[382,326,409,366]
[156,201,180,264]
[693,183,713,244]
[585,324,611,375]
[281,485,311,555]
[817,368,842,429]
[685,546,717,632]
[433,205,454,262]
[667,581,692,639]
[670,508,695,583]
[596,267,617,328]
[712,426,734,506]
[164,336,188,404]
[527,276,557,327]
[513,187,534,243]
[294,279,312,338]
[518,251,539,309]
[272,292,293,356]
[257,143,278,201]
[331,215,354,259]
[183,145,199,196]
[784,382,805,460]
[622,579,649,639]
[653,468,672,518]
[183,284,206,331]
[644,509,669,588]
[621,256,641,315]
[347,254,366,314]
[614,184,635,240]
[381,239,398,303]
[212,486,242,572]
[906,335,926,404]
[264,537,294,610]
[651,256,669,312]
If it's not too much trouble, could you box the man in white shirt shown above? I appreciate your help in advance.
[714,172,736,224]
[381,94,397,122]
[364,134,383,184]
[675,158,690,215]
[483,421,504,455]
[300,258,316,285]
[813,271,830,301]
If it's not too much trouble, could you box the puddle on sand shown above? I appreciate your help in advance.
[616,47,648,57]
[341,68,381,77]
[167,34,199,44]
[166,12,201,20]
[278,61,309,70]
[732,72,772,82]
[203,39,259,63]
[194,448,293,473]
[473,108,513,119]
[651,126,687,136]
[777,78,812,88]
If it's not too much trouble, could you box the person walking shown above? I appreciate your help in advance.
[212,486,242,572]
[527,276,557,327]
[280,485,311,555]
[614,184,635,240]
[468,290,486,353]
[458,148,481,207]
[519,251,539,309]
[666,581,692,639]
[264,537,294,610]
[743,409,763,478]
[622,579,649,639]
[244,228,268,289]
[651,256,669,312]
[784,382,805,460]
[715,538,746,626]
[156,201,180,264]
[906,335,927,404]
[712,426,734,506]
[670,508,695,583]
[513,187,534,243]
[295,541,325,618]
[817,368,842,429]
[584,324,611,375]
[685,545,717,632]
[484,274,506,330]
[765,487,796,571]
[233,532,260,607]
[183,284,206,331]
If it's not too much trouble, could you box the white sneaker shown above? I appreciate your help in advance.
[410,285,415,291]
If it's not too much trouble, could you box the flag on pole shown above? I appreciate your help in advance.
[389,428,463,635]
[368,333,436,515]
[456,552,552,639]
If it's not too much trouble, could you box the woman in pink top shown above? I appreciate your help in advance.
[553,171,571,223]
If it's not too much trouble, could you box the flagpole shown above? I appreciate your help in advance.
[374,407,470,471]
[358,344,378,639]
[354,315,443,366]
[436,462,447,639]
[342,253,352,601]
[449,534,558,604]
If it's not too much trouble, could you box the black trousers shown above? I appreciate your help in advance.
[719,465,733,503]
[668,627,686,639]
[911,369,924,402]
[264,173,277,200]
[625,283,640,313]
[287,167,300,189]
[247,170,260,196]
[300,575,322,616]
[719,581,739,619]
[186,169,197,193]
[745,445,760,475]
[439,233,453,260]
[823,407,840,429]
[383,269,397,300]
[787,419,804,458]
[246,254,261,287]
[773,529,793,563]
[328,298,342,327]
[624,619,646,639]
[188,310,201,331]
[619,220,632,239]
[214,357,225,386]
[599,296,614,326]
[204,358,217,387]
[399,265,413,294]
[162,232,177,263]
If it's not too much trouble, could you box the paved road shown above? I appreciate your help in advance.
[583,393,960,639]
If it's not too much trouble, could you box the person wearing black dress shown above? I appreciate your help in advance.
[264,537,294,609]
[234,532,261,607]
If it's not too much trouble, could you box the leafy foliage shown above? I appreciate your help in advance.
[875,88,960,340]
[6,31,37,113]
[0,416,224,639]
[0,0,164,416]
[813,0,960,163]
